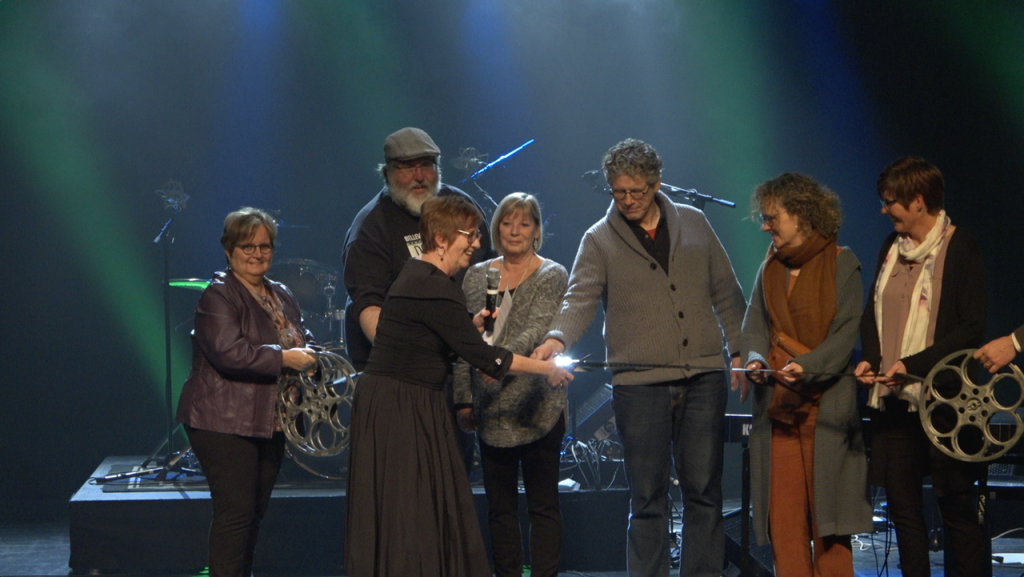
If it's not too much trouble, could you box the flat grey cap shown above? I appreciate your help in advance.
[384,127,441,161]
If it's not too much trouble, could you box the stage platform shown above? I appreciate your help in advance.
[68,456,1024,576]
[69,456,631,575]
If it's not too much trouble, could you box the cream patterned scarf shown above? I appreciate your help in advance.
[868,210,951,411]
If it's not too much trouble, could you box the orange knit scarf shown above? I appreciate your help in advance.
[762,233,838,424]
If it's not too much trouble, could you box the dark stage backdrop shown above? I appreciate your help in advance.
[1,0,1021,519]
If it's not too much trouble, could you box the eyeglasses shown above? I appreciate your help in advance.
[759,211,787,226]
[879,197,899,209]
[391,160,438,176]
[456,229,482,243]
[609,184,652,201]
[237,243,274,255]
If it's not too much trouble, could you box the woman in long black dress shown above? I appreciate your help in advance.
[344,195,574,577]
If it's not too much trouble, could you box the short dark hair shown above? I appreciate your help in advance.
[603,138,663,187]
[752,173,842,238]
[220,207,277,253]
[877,156,944,214]
[419,195,484,252]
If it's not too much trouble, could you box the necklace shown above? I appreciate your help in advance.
[240,277,278,314]
[233,273,298,347]
[257,290,274,309]
[500,254,536,293]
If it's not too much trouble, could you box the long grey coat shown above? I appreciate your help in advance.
[741,247,873,545]
[453,257,569,448]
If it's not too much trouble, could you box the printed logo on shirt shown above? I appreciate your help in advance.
[405,233,424,258]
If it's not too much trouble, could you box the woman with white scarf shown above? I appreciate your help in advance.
[854,157,987,577]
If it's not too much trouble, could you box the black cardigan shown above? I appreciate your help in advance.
[860,228,986,380]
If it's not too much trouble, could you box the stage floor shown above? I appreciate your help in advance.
[5,520,1024,577]
[3,455,1021,576]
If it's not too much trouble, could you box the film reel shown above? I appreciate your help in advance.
[919,349,1024,462]
[278,350,358,458]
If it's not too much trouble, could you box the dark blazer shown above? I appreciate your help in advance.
[176,270,314,438]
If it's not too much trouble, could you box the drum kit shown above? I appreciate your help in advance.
[170,258,344,345]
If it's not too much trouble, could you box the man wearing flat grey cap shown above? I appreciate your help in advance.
[343,127,491,370]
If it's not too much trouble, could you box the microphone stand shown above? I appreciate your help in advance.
[136,181,195,481]
[467,139,534,181]
[581,170,737,211]
[94,443,200,484]
[457,139,536,212]
[659,183,736,210]
[153,215,177,464]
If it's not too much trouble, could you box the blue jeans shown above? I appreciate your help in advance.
[613,372,727,577]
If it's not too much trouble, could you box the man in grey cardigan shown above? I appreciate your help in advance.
[533,139,746,577]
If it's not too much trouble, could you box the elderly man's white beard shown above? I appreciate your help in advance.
[388,180,441,216]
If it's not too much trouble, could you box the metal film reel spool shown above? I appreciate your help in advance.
[918,349,1024,462]
[278,350,358,459]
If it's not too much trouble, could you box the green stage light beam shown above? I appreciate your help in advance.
[0,7,190,407]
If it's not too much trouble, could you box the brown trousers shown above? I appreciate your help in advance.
[769,403,854,577]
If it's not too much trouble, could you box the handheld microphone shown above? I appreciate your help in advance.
[485,268,501,332]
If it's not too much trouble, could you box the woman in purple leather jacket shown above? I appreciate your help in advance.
[176,207,317,577]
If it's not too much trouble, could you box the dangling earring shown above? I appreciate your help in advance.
[438,247,446,261]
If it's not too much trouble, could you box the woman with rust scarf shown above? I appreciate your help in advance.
[740,173,872,577]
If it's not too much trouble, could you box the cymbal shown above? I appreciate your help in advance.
[452,156,487,171]
[275,220,311,229]
[275,258,337,276]
[169,278,210,291]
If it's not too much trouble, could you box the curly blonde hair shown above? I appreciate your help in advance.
[751,173,842,238]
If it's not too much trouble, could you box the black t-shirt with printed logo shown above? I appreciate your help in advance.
[342,184,491,369]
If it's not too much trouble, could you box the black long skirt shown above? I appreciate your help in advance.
[345,373,491,577]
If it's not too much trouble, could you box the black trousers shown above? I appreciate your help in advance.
[878,424,988,577]
[187,426,285,577]
[479,414,565,577]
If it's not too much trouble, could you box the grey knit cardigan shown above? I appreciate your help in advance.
[453,257,569,448]
[741,247,873,544]
[545,192,746,385]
